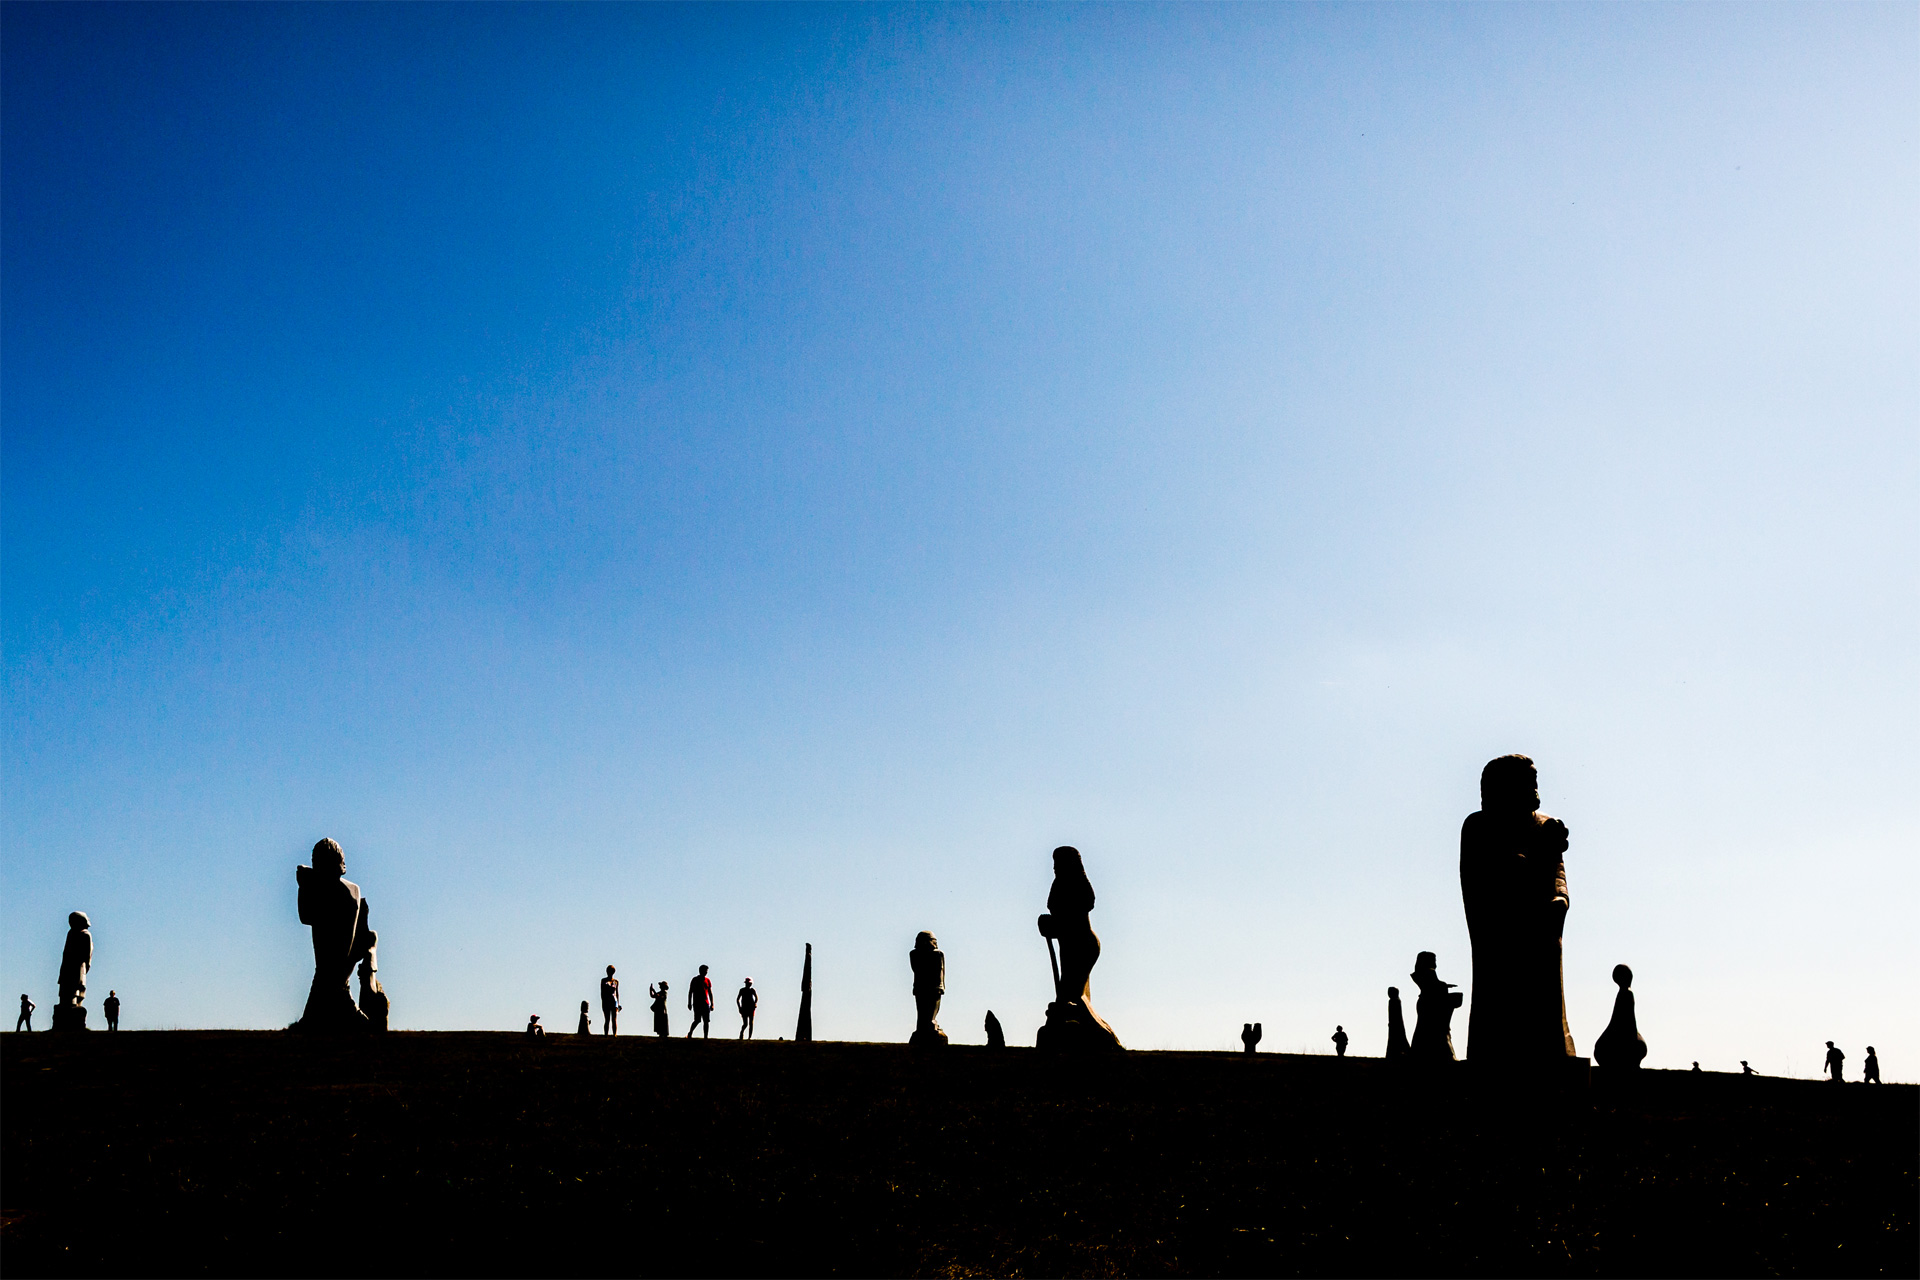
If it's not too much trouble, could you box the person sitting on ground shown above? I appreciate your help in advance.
[650,980,670,1038]
[1690,1061,1701,1072]
[1331,1025,1349,1057]
[1863,1046,1881,1084]
[736,977,758,1039]
[1824,1041,1845,1083]
[104,990,121,1031]
[15,994,34,1032]
[526,1014,545,1037]
[600,966,620,1036]
[686,965,714,1038]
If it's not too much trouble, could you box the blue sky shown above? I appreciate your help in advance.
[4,4,1913,1076]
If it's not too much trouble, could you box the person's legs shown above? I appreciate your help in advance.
[701,1008,711,1039]
[14,1015,25,1032]
[747,1012,754,1039]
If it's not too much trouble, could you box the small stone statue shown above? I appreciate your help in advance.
[294,838,374,1033]
[1409,951,1462,1064]
[1385,987,1410,1060]
[1592,964,1647,1070]
[357,936,389,1032]
[1331,1025,1350,1057]
[795,943,813,1043]
[51,912,93,1032]
[1460,755,1576,1066]
[1241,1022,1262,1055]
[1036,846,1122,1053]
[577,1000,592,1035]
[984,1010,1006,1048]
[909,932,948,1048]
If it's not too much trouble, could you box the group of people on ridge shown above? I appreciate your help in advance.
[526,963,760,1040]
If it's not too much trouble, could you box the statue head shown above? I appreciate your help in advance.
[1479,755,1540,814]
[581,1000,589,1013]
[1052,845,1084,873]
[311,838,345,876]
[1414,950,1437,972]
[68,911,90,930]
[915,931,937,950]
[1612,963,1633,988]
[1388,986,1400,998]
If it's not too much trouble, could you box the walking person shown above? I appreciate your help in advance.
[1824,1041,1846,1083]
[649,980,670,1038]
[103,990,120,1031]
[15,994,34,1032]
[736,977,758,1039]
[600,966,620,1036]
[686,964,714,1038]
[1863,1047,1882,1084]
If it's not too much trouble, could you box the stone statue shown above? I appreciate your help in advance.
[795,943,813,1043]
[1409,951,1461,1064]
[984,1010,1006,1048]
[356,936,389,1033]
[51,911,93,1032]
[1592,963,1647,1070]
[909,932,948,1048]
[1385,987,1410,1060]
[1241,1022,1262,1055]
[294,838,374,1033]
[1036,846,1122,1052]
[1460,755,1576,1066]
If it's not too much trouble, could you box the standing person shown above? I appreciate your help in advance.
[1824,1041,1846,1083]
[1385,987,1410,1060]
[1331,1026,1349,1057]
[736,978,758,1039]
[577,1001,592,1035]
[15,994,34,1032]
[600,966,620,1036]
[686,965,713,1038]
[649,980,670,1038]
[1863,1047,1882,1084]
[103,991,121,1031]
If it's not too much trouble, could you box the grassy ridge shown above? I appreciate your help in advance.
[3,1031,1913,1277]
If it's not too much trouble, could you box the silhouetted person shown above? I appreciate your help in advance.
[1691,1061,1701,1073]
[686,965,714,1038]
[1385,987,1410,1060]
[649,981,670,1038]
[1824,1041,1845,1083]
[53,911,94,1032]
[1331,1025,1349,1057]
[1863,1047,1881,1084]
[576,1001,592,1035]
[16,995,34,1032]
[1410,951,1462,1063]
[601,966,620,1035]
[104,991,120,1031]
[1741,1060,1755,1076]
[1036,846,1121,1051]
[295,839,374,1033]
[1241,1022,1262,1055]
[1460,755,1575,1067]
[909,932,948,1047]
[1593,964,1648,1070]
[526,1014,544,1037]
[737,978,757,1039]
[984,1010,1006,1049]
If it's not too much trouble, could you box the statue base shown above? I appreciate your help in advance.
[50,1004,87,1033]
[1036,1000,1122,1054]
[909,1025,949,1049]
[294,981,370,1034]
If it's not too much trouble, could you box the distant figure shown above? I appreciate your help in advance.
[1385,987,1410,1060]
[1593,964,1648,1070]
[52,911,94,1032]
[795,943,813,1043]
[686,965,714,1038]
[1241,1022,1262,1055]
[104,991,121,1032]
[1824,1041,1845,1082]
[984,1010,1006,1049]
[526,1014,544,1037]
[1690,1061,1701,1073]
[649,981,670,1038]
[1741,1060,1755,1076]
[1863,1047,1881,1084]
[295,839,374,1033]
[16,994,35,1032]
[1409,951,1462,1063]
[577,1001,592,1035]
[736,978,758,1039]
[1331,1026,1349,1058]
[1460,755,1575,1067]
[1035,846,1122,1052]
[600,966,620,1036]
[909,932,948,1048]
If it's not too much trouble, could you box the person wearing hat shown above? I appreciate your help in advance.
[526,1014,545,1037]
[736,977,758,1039]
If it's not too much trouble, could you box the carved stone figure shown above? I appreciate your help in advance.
[795,943,813,1043]
[984,1010,1006,1048]
[1385,987,1410,1060]
[1409,951,1462,1064]
[1036,846,1122,1053]
[909,932,948,1047]
[356,945,389,1033]
[1241,1022,1262,1055]
[294,838,373,1033]
[51,912,93,1032]
[1460,755,1575,1066]
[1592,964,1647,1070]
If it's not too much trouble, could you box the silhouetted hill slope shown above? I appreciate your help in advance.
[3,1032,1913,1277]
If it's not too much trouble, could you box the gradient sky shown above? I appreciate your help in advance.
[4,3,1913,1077]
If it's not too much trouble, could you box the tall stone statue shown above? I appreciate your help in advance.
[295,837,375,1033]
[1592,964,1647,1070]
[1385,986,1410,1060]
[1036,845,1122,1052]
[794,943,813,1043]
[1409,951,1462,1064]
[1460,755,1576,1066]
[908,931,948,1048]
[51,912,93,1032]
